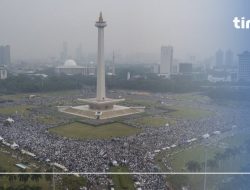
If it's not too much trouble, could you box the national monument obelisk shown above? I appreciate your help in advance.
[59,13,144,119]
[96,12,106,101]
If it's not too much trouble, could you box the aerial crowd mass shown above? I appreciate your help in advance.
[0,89,249,189]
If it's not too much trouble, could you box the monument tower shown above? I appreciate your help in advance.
[95,12,106,101]
[59,13,144,119]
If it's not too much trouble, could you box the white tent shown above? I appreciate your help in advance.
[51,162,68,171]
[21,149,36,158]
[171,144,177,148]
[6,117,14,123]
[11,142,19,150]
[187,138,197,143]
[112,160,118,166]
[213,131,221,135]
[2,140,11,147]
[45,159,51,162]
[202,134,210,139]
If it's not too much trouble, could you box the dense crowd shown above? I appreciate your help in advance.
[0,90,249,189]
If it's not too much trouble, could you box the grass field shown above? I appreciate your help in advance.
[174,94,210,102]
[123,98,157,107]
[167,106,212,119]
[169,135,250,167]
[170,145,219,171]
[110,166,135,190]
[0,150,20,172]
[0,150,51,189]
[0,94,26,101]
[49,122,141,139]
[158,133,250,190]
[0,105,33,115]
[36,115,61,125]
[135,116,175,127]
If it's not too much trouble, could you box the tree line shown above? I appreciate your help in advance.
[0,168,87,190]
[0,74,201,94]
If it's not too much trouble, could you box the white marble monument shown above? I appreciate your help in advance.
[59,13,144,119]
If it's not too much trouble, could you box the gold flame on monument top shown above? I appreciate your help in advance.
[99,12,103,22]
[95,12,106,28]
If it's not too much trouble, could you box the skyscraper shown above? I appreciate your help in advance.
[0,45,11,66]
[238,51,250,82]
[0,66,7,80]
[112,51,115,75]
[60,42,68,62]
[179,63,192,75]
[225,49,234,66]
[160,46,173,76]
[215,49,224,67]
[75,43,83,62]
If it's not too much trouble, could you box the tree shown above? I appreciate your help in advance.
[31,174,42,183]
[207,159,218,171]
[215,152,224,168]
[167,175,189,190]
[45,168,53,189]
[62,175,87,190]
[8,175,17,187]
[18,174,30,183]
[185,161,201,172]
[30,169,42,183]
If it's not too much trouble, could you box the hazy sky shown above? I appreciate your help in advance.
[0,0,249,61]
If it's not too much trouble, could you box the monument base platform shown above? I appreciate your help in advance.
[58,105,144,120]
[78,98,125,110]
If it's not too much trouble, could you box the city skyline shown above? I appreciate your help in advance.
[0,0,249,61]
[0,2,250,189]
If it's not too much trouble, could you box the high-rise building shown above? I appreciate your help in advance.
[127,72,131,80]
[112,51,115,75]
[0,66,7,80]
[179,63,192,74]
[225,49,234,65]
[75,43,83,62]
[0,45,11,66]
[60,42,68,62]
[160,46,173,76]
[215,49,224,67]
[238,51,250,82]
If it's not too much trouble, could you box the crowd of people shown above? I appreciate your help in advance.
[0,90,249,189]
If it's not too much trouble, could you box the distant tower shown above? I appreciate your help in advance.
[127,72,131,80]
[95,12,107,101]
[0,66,7,80]
[238,51,250,82]
[160,46,173,76]
[215,49,224,67]
[225,49,234,65]
[60,42,68,62]
[112,51,115,75]
[76,43,83,62]
[0,45,11,66]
